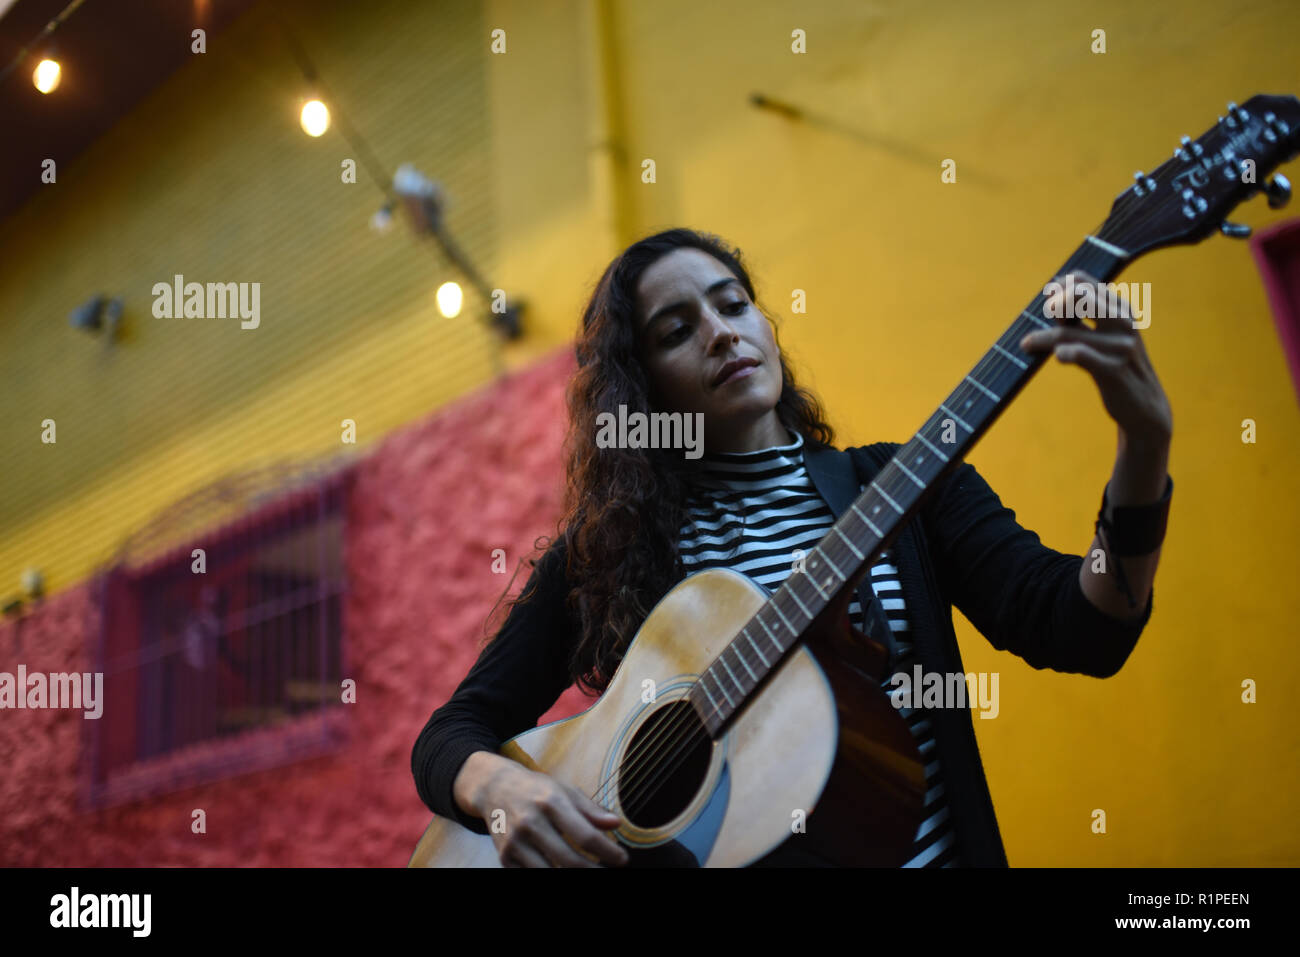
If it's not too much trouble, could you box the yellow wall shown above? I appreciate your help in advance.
[567,0,1299,867]
[3,0,1297,864]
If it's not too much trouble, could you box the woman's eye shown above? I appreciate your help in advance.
[658,303,745,346]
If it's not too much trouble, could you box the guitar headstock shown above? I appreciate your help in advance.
[1098,94,1300,257]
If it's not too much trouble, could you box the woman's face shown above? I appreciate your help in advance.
[635,248,785,452]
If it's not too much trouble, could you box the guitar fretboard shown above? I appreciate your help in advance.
[688,235,1130,737]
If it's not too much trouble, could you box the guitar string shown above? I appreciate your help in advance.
[599,237,1138,821]
[592,230,1154,822]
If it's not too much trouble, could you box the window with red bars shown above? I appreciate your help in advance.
[86,467,352,809]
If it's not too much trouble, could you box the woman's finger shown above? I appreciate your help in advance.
[1047,270,1141,333]
[501,839,552,868]
[527,815,604,867]
[1021,327,1138,357]
[1052,340,1128,375]
[549,796,627,866]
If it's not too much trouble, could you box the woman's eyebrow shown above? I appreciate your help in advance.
[643,278,742,330]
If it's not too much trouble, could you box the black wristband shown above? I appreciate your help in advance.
[1094,476,1172,611]
[1097,475,1173,557]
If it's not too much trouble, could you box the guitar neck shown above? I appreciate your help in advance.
[690,236,1130,737]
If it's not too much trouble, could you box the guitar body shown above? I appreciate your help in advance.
[409,566,927,867]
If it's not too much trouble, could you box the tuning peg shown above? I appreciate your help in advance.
[1265,174,1291,209]
[1132,171,1157,195]
[1178,135,1203,158]
[1220,221,1252,239]
[1221,147,1249,181]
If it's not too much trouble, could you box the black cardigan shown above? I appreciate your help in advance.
[411,440,1160,866]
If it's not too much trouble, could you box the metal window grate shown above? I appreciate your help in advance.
[85,457,355,809]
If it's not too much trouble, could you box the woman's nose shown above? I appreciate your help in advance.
[702,309,739,349]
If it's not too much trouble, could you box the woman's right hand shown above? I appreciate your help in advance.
[456,752,629,867]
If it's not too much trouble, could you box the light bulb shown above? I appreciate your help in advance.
[436,282,463,319]
[33,59,61,94]
[300,99,329,137]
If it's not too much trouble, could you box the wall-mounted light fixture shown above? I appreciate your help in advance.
[69,294,124,342]
[20,568,44,602]
[385,163,523,340]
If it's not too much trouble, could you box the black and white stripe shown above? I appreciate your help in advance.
[677,429,961,868]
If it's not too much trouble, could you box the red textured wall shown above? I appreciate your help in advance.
[0,346,589,866]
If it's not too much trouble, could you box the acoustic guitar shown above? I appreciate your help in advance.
[409,93,1298,867]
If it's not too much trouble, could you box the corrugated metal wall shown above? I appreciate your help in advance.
[0,0,500,596]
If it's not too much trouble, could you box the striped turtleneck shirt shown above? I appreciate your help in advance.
[677,428,961,868]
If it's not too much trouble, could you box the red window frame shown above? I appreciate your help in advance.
[83,467,354,810]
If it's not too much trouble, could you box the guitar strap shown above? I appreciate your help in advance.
[801,441,900,663]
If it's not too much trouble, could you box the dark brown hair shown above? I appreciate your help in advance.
[494,228,835,695]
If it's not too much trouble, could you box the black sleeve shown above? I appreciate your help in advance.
[917,453,1155,678]
[410,535,580,832]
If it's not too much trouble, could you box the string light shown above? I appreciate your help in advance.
[33,57,61,94]
[435,282,464,319]
[299,98,329,137]
[2,0,520,349]
[0,0,86,88]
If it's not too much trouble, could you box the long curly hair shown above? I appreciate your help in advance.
[495,228,836,696]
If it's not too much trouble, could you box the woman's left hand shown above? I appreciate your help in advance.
[1019,269,1173,448]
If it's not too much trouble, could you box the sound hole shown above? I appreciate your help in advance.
[618,700,711,829]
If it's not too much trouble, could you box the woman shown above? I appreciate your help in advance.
[411,228,1173,867]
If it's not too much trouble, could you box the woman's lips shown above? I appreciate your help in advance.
[716,364,758,387]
